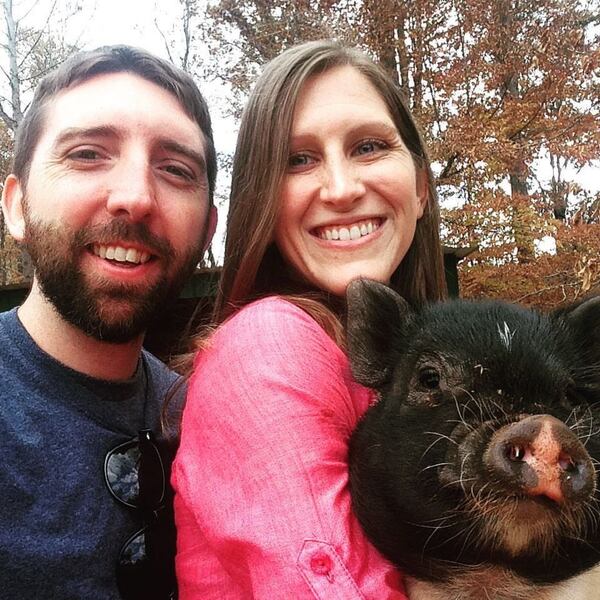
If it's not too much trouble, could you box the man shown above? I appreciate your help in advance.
[0,46,217,599]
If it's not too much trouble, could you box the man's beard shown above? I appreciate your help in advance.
[22,214,205,343]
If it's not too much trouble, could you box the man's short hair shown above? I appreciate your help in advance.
[13,45,217,202]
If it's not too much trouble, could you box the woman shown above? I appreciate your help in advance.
[172,40,447,598]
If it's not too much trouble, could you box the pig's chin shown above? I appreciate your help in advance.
[473,495,567,558]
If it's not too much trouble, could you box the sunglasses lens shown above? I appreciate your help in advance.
[107,431,173,599]
[105,441,141,507]
[105,432,165,509]
[121,527,146,566]
[117,528,149,600]
[117,527,175,600]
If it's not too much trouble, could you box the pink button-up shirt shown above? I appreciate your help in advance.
[173,297,408,599]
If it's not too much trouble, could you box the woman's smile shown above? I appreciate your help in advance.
[312,217,384,242]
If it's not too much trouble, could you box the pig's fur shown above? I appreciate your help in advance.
[346,280,600,600]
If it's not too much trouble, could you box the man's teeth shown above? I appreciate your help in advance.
[92,244,151,264]
[318,220,380,241]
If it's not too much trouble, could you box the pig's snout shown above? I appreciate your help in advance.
[484,415,595,504]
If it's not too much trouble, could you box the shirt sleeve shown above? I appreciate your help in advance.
[173,297,407,599]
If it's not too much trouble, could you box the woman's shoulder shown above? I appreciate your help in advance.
[217,295,337,346]
[229,295,320,323]
[192,295,346,376]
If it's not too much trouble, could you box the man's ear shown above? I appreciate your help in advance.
[203,205,218,253]
[1,174,26,241]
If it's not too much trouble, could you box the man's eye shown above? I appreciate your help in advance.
[162,164,194,181]
[68,148,101,160]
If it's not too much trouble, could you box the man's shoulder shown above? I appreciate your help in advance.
[0,308,22,354]
[142,348,182,388]
[0,307,18,328]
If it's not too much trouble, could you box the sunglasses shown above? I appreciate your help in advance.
[104,429,177,600]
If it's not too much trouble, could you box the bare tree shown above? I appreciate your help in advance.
[0,0,81,286]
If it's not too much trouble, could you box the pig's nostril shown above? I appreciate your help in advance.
[558,453,577,473]
[507,444,526,462]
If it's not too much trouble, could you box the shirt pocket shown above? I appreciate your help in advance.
[297,539,366,600]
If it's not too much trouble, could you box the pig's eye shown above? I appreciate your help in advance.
[419,367,441,389]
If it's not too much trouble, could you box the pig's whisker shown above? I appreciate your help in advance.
[480,397,497,422]
[469,482,492,507]
[459,452,472,495]
[420,515,458,554]
[453,389,480,424]
[588,456,600,468]
[563,533,599,555]
[419,462,452,474]
[565,406,581,429]
[418,513,460,524]
[423,431,458,446]
[583,500,600,530]
[458,521,483,560]
[581,405,595,446]
[440,476,477,492]
[434,520,477,553]
[411,518,456,530]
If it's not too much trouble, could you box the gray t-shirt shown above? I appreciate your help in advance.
[0,308,180,599]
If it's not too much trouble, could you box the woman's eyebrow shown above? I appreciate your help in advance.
[290,120,399,143]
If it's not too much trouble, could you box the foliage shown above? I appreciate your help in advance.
[460,221,600,310]
[0,119,26,287]
[16,25,79,98]
[196,0,599,308]
[0,0,80,286]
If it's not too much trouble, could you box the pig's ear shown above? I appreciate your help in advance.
[556,295,600,358]
[346,279,412,388]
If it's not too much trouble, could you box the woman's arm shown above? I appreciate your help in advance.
[173,297,407,599]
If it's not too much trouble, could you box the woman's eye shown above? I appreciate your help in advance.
[418,367,441,390]
[287,153,313,170]
[354,140,387,156]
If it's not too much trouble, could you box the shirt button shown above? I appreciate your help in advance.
[310,551,333,575]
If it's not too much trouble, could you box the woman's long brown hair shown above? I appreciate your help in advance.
[213,40,446,328]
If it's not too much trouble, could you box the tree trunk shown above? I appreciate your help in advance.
[3,0,22,130]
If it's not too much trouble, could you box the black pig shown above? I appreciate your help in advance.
[347,279,600,600]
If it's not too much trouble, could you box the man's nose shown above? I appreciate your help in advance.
[319,157,365,207]
[106,156,155,221]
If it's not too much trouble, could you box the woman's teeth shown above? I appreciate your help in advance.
[92,244,151,264]
[317,219,381,241]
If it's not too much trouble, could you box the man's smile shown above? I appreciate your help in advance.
[91,243,152,265]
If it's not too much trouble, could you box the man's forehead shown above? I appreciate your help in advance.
[39,71,204,149]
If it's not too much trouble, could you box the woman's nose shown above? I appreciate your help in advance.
[319,157,366,207]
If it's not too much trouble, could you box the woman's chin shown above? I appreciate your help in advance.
[308,271,393,298]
